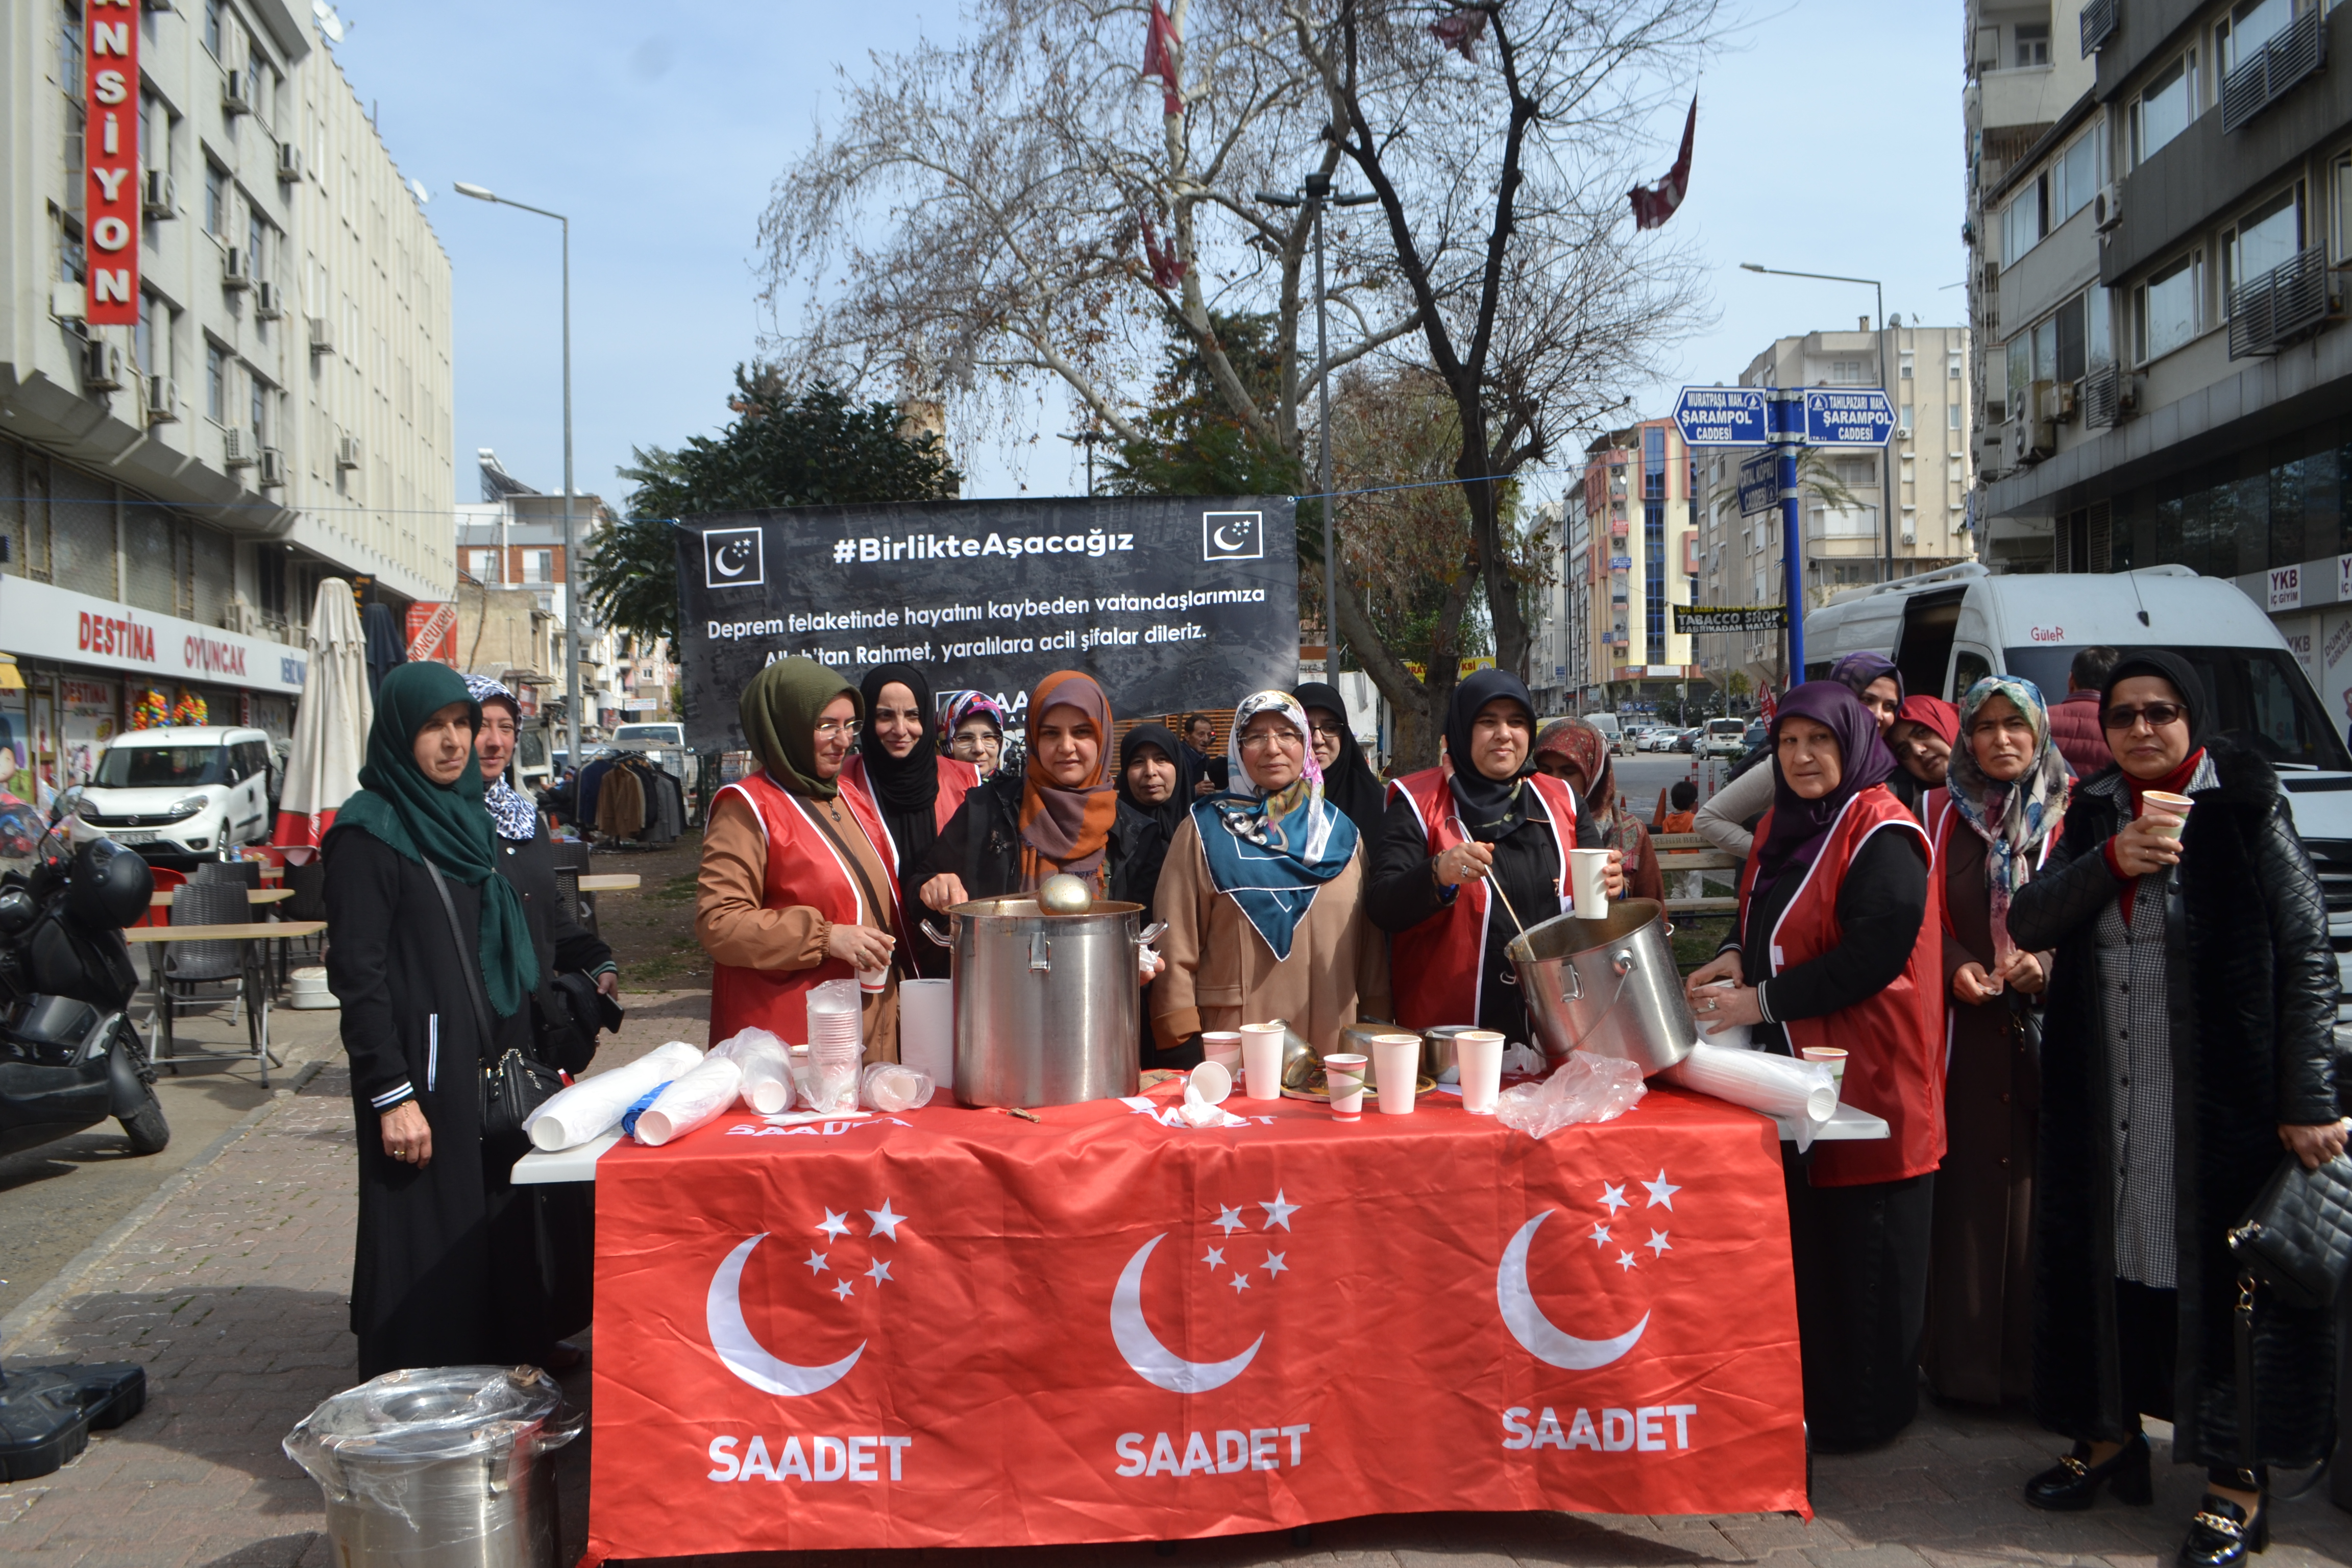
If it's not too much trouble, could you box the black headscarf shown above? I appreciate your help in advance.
[1118,723,1194,839]
[1445,668,1540,843]
[2099,649,2215,749]
[1295,681,1384,843]
[857,663,944,865]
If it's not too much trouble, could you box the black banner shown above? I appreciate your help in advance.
[675,496,1298,751]
[1673,604,1790,633]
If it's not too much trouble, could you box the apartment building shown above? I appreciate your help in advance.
[1563,421,1699,710]
[1967,0,2352,698]
[1526,494,1595,716]
[0,0,451,800]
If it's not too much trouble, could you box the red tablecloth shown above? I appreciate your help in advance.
[584,1083,1807,1562]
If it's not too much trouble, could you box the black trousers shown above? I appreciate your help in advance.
[2110,1278,2262,1491]
[1784,1148,1934,1452]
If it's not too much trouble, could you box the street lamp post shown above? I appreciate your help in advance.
[455,181,580,769]
[1740,263,1893,586]
[1258,176,1377,676]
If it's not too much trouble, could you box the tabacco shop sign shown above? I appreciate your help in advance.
[0,576,305,695]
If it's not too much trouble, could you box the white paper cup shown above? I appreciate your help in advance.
[1454,1029,1505,1115]
[1188,1059,1233,1107]
[857,966,889,995]
[1800,1046,1847,1082]
[898,978,954,1085]
[1200,1031,1243,1073]
[1239,1023,1286,1101]
[1321,1053,1368,1120]
[2140,790,2192,840]
[1569,847,1610,914]
[1371,1033,1422,1115]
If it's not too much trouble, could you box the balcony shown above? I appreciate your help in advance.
[2220,7,2326,133]
[2227,246,2333,358]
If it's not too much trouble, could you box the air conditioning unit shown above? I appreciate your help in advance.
[2009,386,2057,464]
[221,427,255,468]
[335,432,363,471]
[221,70,252,116]
[2093,182,2122,232]
[275,141,301,182]
[2052,380,2079,423]
[141,169,174,217]
[254,281,283,320]
[258,448,287,487]
[80,338,125,393]
[144,374,179,424]
[222,247,252,290]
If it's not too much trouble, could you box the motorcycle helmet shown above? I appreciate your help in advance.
[0,884,35,938]
[66,839,155,930]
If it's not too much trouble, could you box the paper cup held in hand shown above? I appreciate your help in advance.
[1239,1023,1286,1101]
[857,966,889,995]
[1371,1033,1422,1115]
[2140,789,2192,840]
[1200,1031,1243,1072]
[1454,1029,1505,1115]
[1187,1059,1233,1108]
[1322,1052,1368,1119]
[1567,847,1610,913]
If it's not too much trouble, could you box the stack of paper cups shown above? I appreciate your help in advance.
[806,978,864,1113]
[898,978,954,1087]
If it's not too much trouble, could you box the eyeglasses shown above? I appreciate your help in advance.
[1238,730,1305,752]
[814,719,864,740]
[1308,723,1346,741]
[2101,702,2185,731]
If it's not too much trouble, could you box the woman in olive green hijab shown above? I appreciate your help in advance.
[697,658,903,1057]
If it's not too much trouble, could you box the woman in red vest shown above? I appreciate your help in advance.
[840,663,978,977]
[1366,670,1621,1041]
[1682,679,1944,1452]
[696,657,901,1057]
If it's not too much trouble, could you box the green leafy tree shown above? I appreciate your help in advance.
[586,367,961,648]
[1103,312,1304,501]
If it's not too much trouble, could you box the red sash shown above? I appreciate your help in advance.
[839,753,979,873]
[706,769,901,1047]
[1735,785,1945,1186]
[1386,766,1582,1030]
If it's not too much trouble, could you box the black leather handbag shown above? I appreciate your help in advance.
[424,862,562,1139]
[2227,1148,2352,1312]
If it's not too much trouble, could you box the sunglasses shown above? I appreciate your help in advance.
[2101,701,2186,730]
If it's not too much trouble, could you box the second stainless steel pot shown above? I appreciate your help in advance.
[925,897,1159,1108]
[1505,898,1696,1074]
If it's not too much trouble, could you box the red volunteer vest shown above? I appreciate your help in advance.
[838,753,980,873]
[1387,766,1583,1031]
[1736,785,1945,1187]
[706,769,902,1047]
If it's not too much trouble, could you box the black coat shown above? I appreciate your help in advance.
[916,775,1162,909]
[2006,741,2342,1467]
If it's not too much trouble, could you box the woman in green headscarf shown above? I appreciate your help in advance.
[324,661,548,1379]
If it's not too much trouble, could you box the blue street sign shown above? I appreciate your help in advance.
[1803,388,1897,446]
[1735,450,1778,515]
[1672,386,1767,446]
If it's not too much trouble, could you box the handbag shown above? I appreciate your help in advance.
[2223,1144,2351,1489]
[423,861,563,1139]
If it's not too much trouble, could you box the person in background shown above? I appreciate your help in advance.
[1920,676,2064,1408]
[1296,681,1387,844]
[1153,691,1389,1057]
[1889,694,1960,808]
[2045,645,2120,780]
[696,658,900,1059]
[1183,712,1230,794]
[1697,652,1903,860]
[1116,722,1193,912]
[324,663,547,1377]
[2008,651,2341,1565]
[1657,779,1698,834]
[1682,680,1944,1452]
[940,691,1008,780]
[842,664,980,977]
[1368,671,1622,1042]
[1533,717,1662,905]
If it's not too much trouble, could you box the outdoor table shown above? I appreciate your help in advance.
[124,920,325,944]
[150,887,293,907]
[575,873,640,891]
[562,1082,1816,1562]
[125,921,324,1086]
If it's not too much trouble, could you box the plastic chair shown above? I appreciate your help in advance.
[194,860,263,891]
[550,841,598,935]
[154,881,275,1084]
[135,867,188,929]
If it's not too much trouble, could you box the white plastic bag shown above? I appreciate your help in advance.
[859,1061,936,1112]
[1494,1051,1647,1139]
[1501,1040,1546,1077]
[633,1055,744,1146]
[710,1027,794,1114]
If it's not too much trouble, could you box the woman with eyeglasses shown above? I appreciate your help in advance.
[2007,651,2343,1566]
[1152,691,1388,1057]
[697,658,901,1058]
[939,691,1007,779]
[1366,670,1622,1041]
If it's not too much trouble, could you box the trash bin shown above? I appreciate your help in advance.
[283,1365,580,1567]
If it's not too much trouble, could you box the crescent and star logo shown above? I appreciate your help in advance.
[1200,510,1263,562]
[1109,1191,1300,1393]
[705,1200,906,1395]
[1496,1169,1680,1370]
[703,527,765,590]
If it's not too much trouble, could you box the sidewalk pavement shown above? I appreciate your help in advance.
[2,1024,2345,1567]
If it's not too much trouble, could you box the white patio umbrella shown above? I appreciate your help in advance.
[272,578,373,847]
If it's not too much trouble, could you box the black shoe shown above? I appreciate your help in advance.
[2024,1434,2153,1511]
[2177,1496,2266,1568]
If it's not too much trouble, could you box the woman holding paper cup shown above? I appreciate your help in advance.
[1680,679,1944,1452]
[1152,691,1390,1058]
[1368,670,1622,1041]
[696,658,901,1061]
[2007,650,2342,1559]
[1919,676,2065,1407]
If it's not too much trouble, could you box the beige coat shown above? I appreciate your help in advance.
[1150,816,1391,1054]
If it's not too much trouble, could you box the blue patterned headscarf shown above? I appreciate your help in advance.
[462,674,540,842]
[1191,691,1359,962]
[1949,676,2069,942]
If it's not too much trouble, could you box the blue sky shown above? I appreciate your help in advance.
[332,0,1964,512]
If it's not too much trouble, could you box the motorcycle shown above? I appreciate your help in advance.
[0,827,169,1159]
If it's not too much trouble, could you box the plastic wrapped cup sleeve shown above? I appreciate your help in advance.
[713,1027,794,1114]
[1657,1042,1836,1131]
[524,1038,703,1150]
[635,1056,745,1145]
[860,1061,936,1113]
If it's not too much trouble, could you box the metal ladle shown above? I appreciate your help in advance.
[1036,873,1093,915]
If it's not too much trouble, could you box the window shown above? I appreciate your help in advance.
[2053,292,2087,382]
[205,342,227,421]
[2015,21,2050,66]
[204,164,227,235]
[59,2,83,91]
[251,374,267,442]
[248,211,264,277]
[2133,51,2199,166]
[467,549,496,580]
[2006,332,2030,413]
[2053,130,2099,225]
[2225,186,2302,302]
[1948,354,1963,378]
[1899,404,1915,432]
[2137,251,2204,361]
[1833,456,1875,485]
[1828,359,1870,384]
[1900,354,1915,380]
[524,549,553,584]
[2002,185,2044,266]
[1949,403,1963,429]
[2217,0,2292,73]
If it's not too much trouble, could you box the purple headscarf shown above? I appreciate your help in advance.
[1751,680,1899,902]
[1827,650,1903,704]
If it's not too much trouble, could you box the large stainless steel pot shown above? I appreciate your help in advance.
[924,897,1160,1108]
[1505,898,1695,1074]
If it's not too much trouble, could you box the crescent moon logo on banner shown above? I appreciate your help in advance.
[1496,1211,1649,1370]
[1211,520,1253,552]
[706,1233,866,1396]
[1110,1233,1263,1393]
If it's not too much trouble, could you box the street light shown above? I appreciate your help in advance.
[1739,262,1894,586]
[455,180,582,770]
[1258,174,1378,678]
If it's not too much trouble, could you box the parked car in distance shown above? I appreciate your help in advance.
[1701,718,1748,758]
[1579,712,1623,752]
[67,726,276,865]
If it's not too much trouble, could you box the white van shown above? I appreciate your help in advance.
[1701,717,1749,758]
[1806,562,2352,1001]
[69,726,277,864]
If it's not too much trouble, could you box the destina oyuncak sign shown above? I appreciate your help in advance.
[675,497,1298,751]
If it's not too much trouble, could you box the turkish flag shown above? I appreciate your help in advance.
[1628,97,1698,231]
[585,1085,1806,1561]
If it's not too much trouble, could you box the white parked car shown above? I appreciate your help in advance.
[69,726,276,864]
[1700,718,1748,758]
